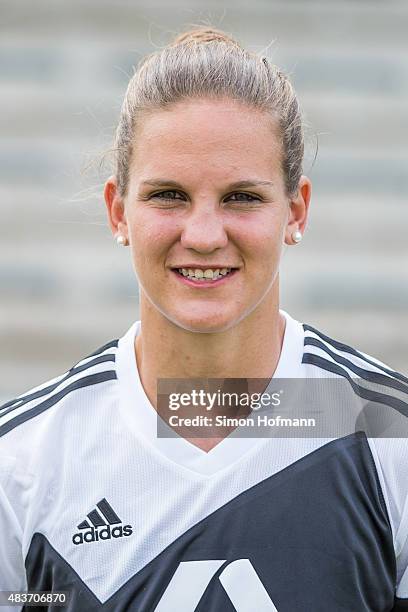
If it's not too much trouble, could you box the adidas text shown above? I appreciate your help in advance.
[73,524,133,545]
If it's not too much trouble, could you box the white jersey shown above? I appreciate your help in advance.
[1,310,408,611]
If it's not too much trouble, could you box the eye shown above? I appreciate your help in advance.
[151,190,185,201]
[148,190,262,206]
[226,192,262,204]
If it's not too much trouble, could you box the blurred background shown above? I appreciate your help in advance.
[1,0,407,400]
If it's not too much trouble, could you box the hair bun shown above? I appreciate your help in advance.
[172,27,240,47]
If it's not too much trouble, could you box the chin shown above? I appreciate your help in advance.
[169,310,240,334]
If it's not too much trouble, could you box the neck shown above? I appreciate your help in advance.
[134,284,286,410]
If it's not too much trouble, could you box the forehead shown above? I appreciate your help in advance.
[130,98,283,182]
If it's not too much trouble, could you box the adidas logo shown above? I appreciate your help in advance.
[72,498,133,545]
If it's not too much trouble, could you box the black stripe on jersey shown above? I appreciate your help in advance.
[302,353,408,419]
[97,498,122,525]
[304,336,408,397]
[394,599,408,610]
[303,323,408,385]
[69,339,119,370]
[0,353,117,417]
[0,371,117,438]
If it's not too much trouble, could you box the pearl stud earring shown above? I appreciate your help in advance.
[116,234,128,246]
[291,230,302,244]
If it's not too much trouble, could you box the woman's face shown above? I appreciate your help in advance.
[108,98,310,333]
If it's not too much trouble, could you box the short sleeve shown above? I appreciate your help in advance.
[367,437,408,609]
[0,475,26,612]
[395,569,408,608]
[395,495,408,607]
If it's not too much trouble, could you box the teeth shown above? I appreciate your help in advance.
[177,267,233,281]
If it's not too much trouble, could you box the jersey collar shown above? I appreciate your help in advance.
[116,309,305,477]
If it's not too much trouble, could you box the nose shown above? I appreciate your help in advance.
[180,205,228,253]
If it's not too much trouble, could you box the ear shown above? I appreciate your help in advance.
[104,176,128,240]
[284,175,312,245]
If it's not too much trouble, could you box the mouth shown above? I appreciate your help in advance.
[170,266,239,286]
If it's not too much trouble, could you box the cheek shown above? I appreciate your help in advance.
[128,210,181,272]
[232,212,286,256]
[129,209,179,243]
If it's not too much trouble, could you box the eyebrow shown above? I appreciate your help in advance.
[140,179,274,190]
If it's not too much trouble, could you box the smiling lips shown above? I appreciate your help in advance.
[171,266,238,283]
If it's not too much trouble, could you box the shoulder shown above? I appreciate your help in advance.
[300,319,408,438]
[301,322,408,414]
[0,336,122,555]
[0,337,120,448]
[301,321,407,382]
[300,320,408,546]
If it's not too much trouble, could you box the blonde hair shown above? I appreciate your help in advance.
[114,26,304,197]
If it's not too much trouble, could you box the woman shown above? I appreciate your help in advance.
[1,27,407,611]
